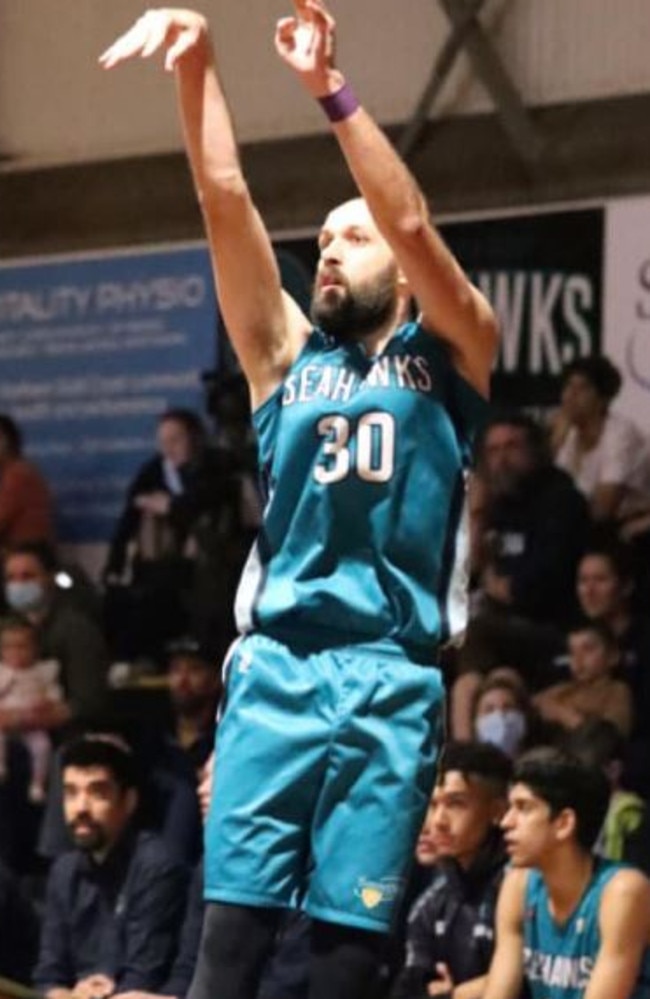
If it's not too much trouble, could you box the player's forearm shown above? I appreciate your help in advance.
[174,39,248,211]
[333,105,429,239]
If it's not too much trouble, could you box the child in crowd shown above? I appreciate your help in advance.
[0,616,63,802]
[533,619,633,736]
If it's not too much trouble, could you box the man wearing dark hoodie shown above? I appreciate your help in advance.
[391,741,511,999]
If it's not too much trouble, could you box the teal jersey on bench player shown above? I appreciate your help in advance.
[235,320,487,662]
[523,860,650,999]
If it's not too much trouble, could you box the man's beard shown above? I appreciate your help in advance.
[67,815,108,853]
[171,691,214,718]
[311,264,398,341]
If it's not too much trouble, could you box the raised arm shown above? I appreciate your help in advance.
[481,868,527,999]
[584,869,650,999]
[100,10,311,408]
[275,0,498,397]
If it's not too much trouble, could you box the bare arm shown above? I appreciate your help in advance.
[276,0,498,397]
[452,974,488,999]
[481,868,527,999]
[584,869,650,999]
[533,684,585,730]
[591,484,626,522]
[100,11,310,408]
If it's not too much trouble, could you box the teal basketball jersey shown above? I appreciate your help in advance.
[523,860,650,999]
[235,321,487,661]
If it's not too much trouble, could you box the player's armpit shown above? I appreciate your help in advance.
[584,869,650,999]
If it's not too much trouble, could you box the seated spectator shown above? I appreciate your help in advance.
[470,669,540,758]
[3,542,109,726]
[161,636,221,778]
[573,542,650,713]
[552,355,650,525]
[453,412,590,737]
[0,615,64,802]
[564,719,649,873]
[0,414,55,550]
[533,620,633,736]
[391,741,511,999]
[37,637,214,868]
[111,758,312,999]
[33,734,188,999]
[103,409,236,664]
[0,854,40,983]
[484,747,650,999]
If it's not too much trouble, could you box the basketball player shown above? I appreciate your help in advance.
[101,2,498,997]
[485,748,650,999]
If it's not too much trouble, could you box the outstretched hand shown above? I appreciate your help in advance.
[99,8,209,72]
[275,0,341,93]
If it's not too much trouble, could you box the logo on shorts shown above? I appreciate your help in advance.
[355,876,402,910]
[238,651,253,674]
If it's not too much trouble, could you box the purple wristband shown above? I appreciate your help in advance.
[318,82,360,123]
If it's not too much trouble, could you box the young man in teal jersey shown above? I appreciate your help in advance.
[101,3,497,997]
[484,747,650,999]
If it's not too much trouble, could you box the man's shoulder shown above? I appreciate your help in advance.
[48,848,87,887]
[528,465,588,515]
[3,457,44,482]
[129,829,186,874]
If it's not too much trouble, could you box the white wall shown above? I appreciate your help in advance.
[0,0,649,169]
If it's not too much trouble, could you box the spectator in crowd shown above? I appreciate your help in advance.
[469,669,540,758]
[104,409,235,664]
[483,747,650,999]
[33,734,188,999]
[573,542,650,716]
[37,638,213,869]
[0,853,40,983]
[533,620,633,737]
[111,758,313,999]
[190,372,263,660]
[0,414,55,550]
[162,636,221,777]
[452,411,590,737]
[3,542,109,726]
[552,355,650,525]
[391,741,511,999]
[0,615,64,802]
[564,719,649,874]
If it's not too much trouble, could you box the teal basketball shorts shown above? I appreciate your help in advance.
[203,632,444,932]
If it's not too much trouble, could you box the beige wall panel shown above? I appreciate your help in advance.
[0,1,648,168]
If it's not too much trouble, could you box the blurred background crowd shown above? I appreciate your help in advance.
[1,347,649,998]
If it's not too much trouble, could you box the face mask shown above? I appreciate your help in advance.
[5,580,46,613]
[476,709,526,758]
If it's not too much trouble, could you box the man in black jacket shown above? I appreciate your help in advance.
[33,734,188,999]
[452,411,590,738]
[391,741,511,999]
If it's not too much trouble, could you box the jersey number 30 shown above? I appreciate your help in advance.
[314,412,396,485]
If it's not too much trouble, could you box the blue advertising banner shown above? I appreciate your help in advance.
[0,243,217,543]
